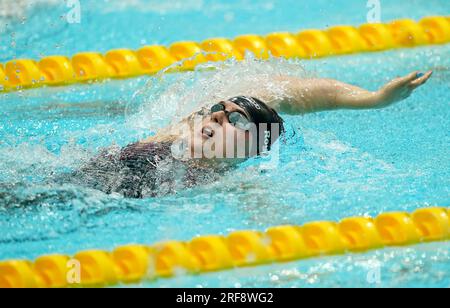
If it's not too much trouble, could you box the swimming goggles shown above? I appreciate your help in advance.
[210,103,253,131]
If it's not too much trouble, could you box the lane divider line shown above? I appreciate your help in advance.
[1,16,449,94]
[0,206,448,288]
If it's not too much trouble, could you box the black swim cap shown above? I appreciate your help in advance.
[228,96,284,155]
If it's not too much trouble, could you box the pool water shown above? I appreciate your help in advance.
[0,0,449,288]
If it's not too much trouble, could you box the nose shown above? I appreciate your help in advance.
[211,110,227,125]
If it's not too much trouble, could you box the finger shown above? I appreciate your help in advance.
[400,71,420,84]
[410,71,433,88]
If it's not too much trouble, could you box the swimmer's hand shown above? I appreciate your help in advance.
[377,71,433,107]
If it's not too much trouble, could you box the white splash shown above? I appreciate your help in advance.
[0,0,59,19]
[127,55,312,132]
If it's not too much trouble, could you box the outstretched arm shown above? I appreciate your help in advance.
[257,71,433,114]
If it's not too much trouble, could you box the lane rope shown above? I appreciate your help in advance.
[1,16,449,93]
[0,206,448,288]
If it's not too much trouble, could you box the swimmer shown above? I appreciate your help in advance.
[75,71,432,198]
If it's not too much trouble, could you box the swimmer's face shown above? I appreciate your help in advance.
[189,101,254,160]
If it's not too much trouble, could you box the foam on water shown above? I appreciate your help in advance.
[129,54,311,131]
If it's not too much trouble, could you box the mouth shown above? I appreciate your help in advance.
[202,126,214,139]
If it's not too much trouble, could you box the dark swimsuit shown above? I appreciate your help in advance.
[73,142,226,198]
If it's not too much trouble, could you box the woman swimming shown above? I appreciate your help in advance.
[74,70,432,198]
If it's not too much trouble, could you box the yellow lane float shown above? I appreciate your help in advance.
[1,16,448,94]
[0,206,448,288]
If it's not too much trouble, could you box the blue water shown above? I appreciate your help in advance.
[0,0,449,288]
